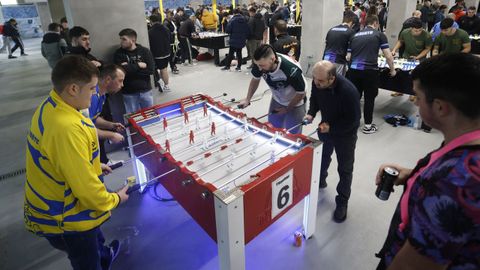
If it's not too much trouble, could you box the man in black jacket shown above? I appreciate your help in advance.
[304,60,360,223]
[273,20,300,61]
[178,15,197,65]
[3,18,27,59]
[149,14,172,92]
[458,6,480,35]
[163,10,179,74]
[113,28,155,114]
[247,7,266,68]
[66,26,102,68]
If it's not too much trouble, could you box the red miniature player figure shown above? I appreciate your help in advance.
[184,111,189,124]
[203,103,208,116]
[211,122,216,136]
[165,139,170,152]
[163,117,168,130]
[189,130,194,144]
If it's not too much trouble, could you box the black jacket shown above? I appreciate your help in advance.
[226,14,250,48]
[66,46,101,63]
[178,19,195,38]
[163,19,176,44]
[458,15,480,35]
[248,13,266,40]
[113,44,155,94]
[174,14,188,28]
[148,23,171,58]
[273,34,301,61]
[3,22,19,37]
[307,75,360,135]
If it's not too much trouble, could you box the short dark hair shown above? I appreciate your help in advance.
[343,12,356,23]
[365,15,379,26]
[60,17,67,24]
[410,18,423,29]
[439,4,448,10]
[176,7,184,13]
[233,8,241,14]
[253,44,277,61]
[69,26,89,39]
[274,19,288,34]
[468,6,477,11]
[248,7,257,13]
[48,22,61,32]
[440,18,454,30]
[119,28,137,40]
[167,10,174,16]
[150,14,161,23]
[99,64,124,80]
[51,56,99,93]
[411,53,480,119]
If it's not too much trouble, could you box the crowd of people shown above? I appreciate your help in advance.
[16,1,480,270]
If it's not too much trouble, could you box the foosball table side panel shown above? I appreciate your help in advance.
[242,147,314,244]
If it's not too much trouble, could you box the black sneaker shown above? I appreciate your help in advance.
[220,66,230,71]
[104,240,121,270]
[235,67,242,72]
[333,205,347,223]
[21,53,28,56]
[8,55,17,59]
[362,124,378,134]
[172,68,179,74]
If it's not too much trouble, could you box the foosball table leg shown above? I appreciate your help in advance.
[214,190,246,270]
[302,141,323,239]
[126,127,148,193]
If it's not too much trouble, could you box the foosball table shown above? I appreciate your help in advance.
[125,94,322,270]
[378,57,420,95]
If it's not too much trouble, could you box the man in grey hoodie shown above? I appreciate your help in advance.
[41,23,67,68]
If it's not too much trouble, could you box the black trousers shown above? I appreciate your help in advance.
[10,36,24,54]
[169,44,177,70]
[224,47,243,68]
[347,69,379,125]
[178,36,192,64]
[319,132,357,207]
[45,227,111,270]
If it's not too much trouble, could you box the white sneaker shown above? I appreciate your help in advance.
[163,85,171,92]
[362,124,378,134]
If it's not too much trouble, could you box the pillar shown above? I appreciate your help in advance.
[465,0,480,9]
[384,0,417,48]
[298,0,344,76]
[35,2,52,33]
[47,0,66,24]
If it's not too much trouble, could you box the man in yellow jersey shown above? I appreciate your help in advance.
[24,55,129,270]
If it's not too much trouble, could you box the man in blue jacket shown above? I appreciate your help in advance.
[221,8,250,71]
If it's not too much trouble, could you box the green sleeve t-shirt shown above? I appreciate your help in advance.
[399,29,433,59]
[434,28,470,54]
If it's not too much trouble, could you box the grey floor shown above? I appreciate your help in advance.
[0,38,443,270]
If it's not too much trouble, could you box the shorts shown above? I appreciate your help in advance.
[155,58,169,70]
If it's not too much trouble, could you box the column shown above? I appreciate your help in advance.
[47,0,66,24]
[35,2,52,33]
[384,0,417,48]
[464,0,480,9]
[298,0,344,76]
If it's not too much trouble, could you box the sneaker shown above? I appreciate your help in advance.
[246,65,253,69]
[172,68,179,74]
[8,55,17,59]
[333,205,348,223]
[104,240,121,270]
[409,95,416,102]
[362,124,378,134]
[235,67,242,72]
[220,66,230,71]
[182,62,189,66]
[390,92,403,97]
[21,53,28,56]
[163,85,171,92]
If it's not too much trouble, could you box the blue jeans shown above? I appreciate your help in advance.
[268,98,306,134]
[122,91,153,114]
[45,227,111,270]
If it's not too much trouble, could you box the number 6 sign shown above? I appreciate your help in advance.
[271,169,293,218]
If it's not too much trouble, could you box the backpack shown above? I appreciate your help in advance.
[384,114,411,127]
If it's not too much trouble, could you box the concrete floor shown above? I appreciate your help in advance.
[0,38,443,270]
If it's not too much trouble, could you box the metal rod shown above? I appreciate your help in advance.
[127,168,177,194]
[212,93,228,99]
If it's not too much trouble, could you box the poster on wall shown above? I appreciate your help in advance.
[1,4,43,38]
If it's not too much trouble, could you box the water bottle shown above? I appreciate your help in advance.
[414,114,421,130]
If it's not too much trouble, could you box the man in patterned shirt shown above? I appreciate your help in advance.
[375,53,480,270]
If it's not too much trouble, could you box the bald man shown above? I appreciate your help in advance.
[304,61,360,223]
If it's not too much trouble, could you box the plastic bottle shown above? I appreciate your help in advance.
[414,114,421,130]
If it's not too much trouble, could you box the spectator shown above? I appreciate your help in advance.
[221,8,250,71]
[41,23,68,68]
[246,6,267,68]
[3,18,27,59]
[149,14,172,92]
[178,15,197,65]
[59,17,70,46]
[67,26,102,68]
[434,4,448,24]
[458,6,480,35]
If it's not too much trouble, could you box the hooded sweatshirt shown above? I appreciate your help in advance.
[41,32,67,68]
[113,44,155,94]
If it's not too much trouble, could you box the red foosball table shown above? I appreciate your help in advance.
[125,94,322,270]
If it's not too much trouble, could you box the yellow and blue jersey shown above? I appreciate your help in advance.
[88,85,106,123]
[24,90,120,236]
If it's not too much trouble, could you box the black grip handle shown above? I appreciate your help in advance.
[126,184,140,194]
[109,162,123,170]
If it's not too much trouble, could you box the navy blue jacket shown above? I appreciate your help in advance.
[307,74,360,135]
[226,14,250,49]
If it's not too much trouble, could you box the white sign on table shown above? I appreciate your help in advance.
[271,169,293,219]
